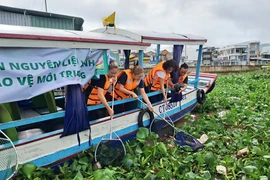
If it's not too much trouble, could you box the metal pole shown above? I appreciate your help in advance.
[45,0,48,12]
[156,44,160,64]
[138,50,144,67]
[195,45,203,88]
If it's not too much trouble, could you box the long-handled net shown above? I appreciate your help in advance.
[0,130,18,180]
[94,83,126,167]
[137,99,204,152]
[152,83,175,138]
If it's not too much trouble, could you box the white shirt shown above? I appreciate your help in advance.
[153,70,166,80]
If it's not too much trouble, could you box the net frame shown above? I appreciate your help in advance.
[0,130,18,180]
[94,79,126,166]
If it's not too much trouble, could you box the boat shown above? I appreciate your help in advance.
[0,22,217,177]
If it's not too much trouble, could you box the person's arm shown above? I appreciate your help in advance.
[97,87,114,117]
[155,71,167,102]
[139,88,153,112]
[94,75,114,117]
[159,78,167,103]
[118,72,137,99]
[168,78,174,88]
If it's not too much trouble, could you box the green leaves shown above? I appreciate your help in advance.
[16,72,270,179]
[21,163,37,179]
[136,127,149,143]
[157,142,167,155]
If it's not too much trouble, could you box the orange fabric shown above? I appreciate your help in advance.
[82,80,91,92]
[178,73,188,84]
[144,62,170,91]
[112,69,141,100]
[87,75,111,105]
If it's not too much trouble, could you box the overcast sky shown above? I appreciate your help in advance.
[1,0,269,58]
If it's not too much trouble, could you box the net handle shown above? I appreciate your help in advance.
[110,80,115,139]
[0,130,19,180]
[163,80,169,118]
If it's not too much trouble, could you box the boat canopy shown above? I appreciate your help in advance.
[91,28,207,45]
[0,24,150,50]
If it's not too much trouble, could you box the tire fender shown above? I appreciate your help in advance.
[137,108,154,128]
[197,89,206,104]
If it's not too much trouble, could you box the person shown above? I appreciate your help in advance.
[144,59,178,103]
[169,63,189,103]
[112,64,153,112]
[85,61,119,120]
[177,63,189,93]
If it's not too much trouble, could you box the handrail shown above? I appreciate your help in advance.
[0,90,164,131]
[188,79,199,85]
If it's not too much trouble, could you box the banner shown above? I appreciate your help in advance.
[0,48,105,104]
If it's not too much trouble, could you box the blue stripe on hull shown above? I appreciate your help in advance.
[0,168,12,180]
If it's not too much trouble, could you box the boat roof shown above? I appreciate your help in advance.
[91,28,207,45]
[0,24,150,50]
[0,5,84,31]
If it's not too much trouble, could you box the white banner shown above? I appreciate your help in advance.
[0,48,105,104]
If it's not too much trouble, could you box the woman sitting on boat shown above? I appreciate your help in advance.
[176,63,189,93]
[86,61,119,120]
[144,59,178,103]
[112,64,154,113]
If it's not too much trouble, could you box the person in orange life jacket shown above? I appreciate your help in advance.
[113,65,154,113]
[86,61,119,120]
[176,63,188,93]
[144,60,178,103]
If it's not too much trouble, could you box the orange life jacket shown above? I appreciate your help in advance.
[178,73,188,84]
[82,80,91,92]
[87,75,111,105]
[112,69,141,100]
[144,61,170,91]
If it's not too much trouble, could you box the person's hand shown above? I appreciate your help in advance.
[108,108,114,118]
[148,105,154,112]
[177,90,182,94]
[131,92,138,99]
[164,97,168,103]
[111,77,117,85]
[172,84,177,91]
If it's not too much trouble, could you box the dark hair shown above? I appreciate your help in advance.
[162,59,178,72]
[109,61,118,70]
[180,63,188,69]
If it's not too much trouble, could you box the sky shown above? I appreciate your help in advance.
[1,0,269,59]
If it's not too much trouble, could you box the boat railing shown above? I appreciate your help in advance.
[0,90,164,132]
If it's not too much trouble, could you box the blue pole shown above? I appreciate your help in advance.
[138,50,144,108]
[138,50,144,67]
[172,45,183,83]
[195,45,203,88]
[156,44,160,64]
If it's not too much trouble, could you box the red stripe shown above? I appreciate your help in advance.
[0,33,151,46]
[189,72,218,80]
[142,36,207,43]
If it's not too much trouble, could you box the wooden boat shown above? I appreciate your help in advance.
[0,24,217,176]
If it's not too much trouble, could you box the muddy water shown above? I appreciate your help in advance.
[175,111,217,127]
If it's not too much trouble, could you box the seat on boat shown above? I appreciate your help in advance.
[32,91,58,114]
[2,102,21,120]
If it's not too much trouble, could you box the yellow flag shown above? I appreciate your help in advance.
[102,12,116,27]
